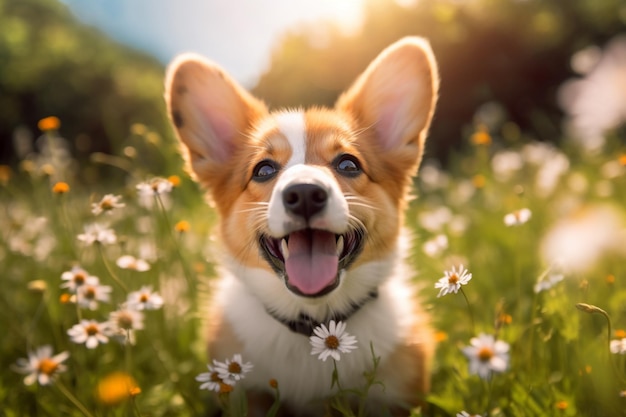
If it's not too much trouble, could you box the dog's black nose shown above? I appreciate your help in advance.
[283,183,328,221]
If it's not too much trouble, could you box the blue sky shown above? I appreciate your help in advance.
[60,0,365,87]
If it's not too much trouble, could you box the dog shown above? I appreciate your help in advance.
[165,36,439,416]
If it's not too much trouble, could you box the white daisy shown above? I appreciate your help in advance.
[533,273,565,293]
[116,255,150,272]
[136,178,173,209]
[126,286,164,311]
[107,305,145,345]
[503,208,532,226]
[67,320,110,349]
[91,194,125,215]
[462,333,510,379]
[422,234,449,257]
[60,266,98,293]
[136,177,173,196]
[14,345,69,386]
[77,223,117,246]
[610,338,626,354]
[435,265,472,297]
[196,363,225,392]
[76,278,112,310]
[310,320,358,362]
[214,354,253,384]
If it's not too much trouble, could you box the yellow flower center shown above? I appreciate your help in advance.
[140,294,149,303]
[219,383,233,394]
[74,272,86,285]
[86,324,100,336]
[38,358,58,375]
[477,346,494,362]
[448,273,459,285]
[325,335,340,350]
[101,199,113,210]
[210,371,221,382]
[228,362,242,374]
[117,312,134,330]
[84,287,96,299]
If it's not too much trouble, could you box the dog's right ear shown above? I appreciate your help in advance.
[165,54,268,188]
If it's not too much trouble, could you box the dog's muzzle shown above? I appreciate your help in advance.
[259,183,364,298]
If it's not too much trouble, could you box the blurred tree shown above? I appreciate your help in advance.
[0,0,171,169]
[253,0,626,161]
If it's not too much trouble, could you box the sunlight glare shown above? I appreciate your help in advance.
[307,0,365,35]
[394,0,418,7]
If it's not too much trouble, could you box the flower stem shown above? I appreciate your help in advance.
[130,395,143,417]
[97,243,128,292]
[125,331,133,371]
[266,381,281,417]
[330,360,356,417]
[460,287,476,334]
[56,380,96,417]
[357,342,382,417]
[154,194,194,287]
[576,303,626,384]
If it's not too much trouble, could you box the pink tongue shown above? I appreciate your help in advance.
[285,230,339,295]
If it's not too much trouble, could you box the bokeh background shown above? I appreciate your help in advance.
[2,0,625,174]
[2,1,626,416]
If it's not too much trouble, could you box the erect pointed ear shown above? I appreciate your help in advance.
[165,54,268,188]
[336,37,439,161]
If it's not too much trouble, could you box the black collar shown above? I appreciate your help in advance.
[265,290,379,337]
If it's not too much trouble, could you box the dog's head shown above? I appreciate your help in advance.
[165,37,438,302]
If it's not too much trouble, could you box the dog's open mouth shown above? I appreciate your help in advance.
[259,228,365,297]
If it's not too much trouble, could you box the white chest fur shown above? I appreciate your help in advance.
[215,254,417,408]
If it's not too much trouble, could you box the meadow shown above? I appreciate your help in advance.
[1,116,625,417]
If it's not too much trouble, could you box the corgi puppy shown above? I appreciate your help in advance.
[165,37,439,416]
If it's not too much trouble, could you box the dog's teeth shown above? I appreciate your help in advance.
[280,239,290,260]
[336,235,344,256]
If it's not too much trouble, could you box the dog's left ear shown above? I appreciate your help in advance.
[336,37,439,166]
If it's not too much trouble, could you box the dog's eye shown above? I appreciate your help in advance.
[334,154,362,177]
[252,160,279,182]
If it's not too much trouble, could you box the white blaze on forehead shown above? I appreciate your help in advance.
[275,111,307,167]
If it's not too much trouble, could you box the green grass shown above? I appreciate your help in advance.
[1,125,625,417]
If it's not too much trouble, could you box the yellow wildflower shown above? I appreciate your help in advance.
[175,220,190,233]
[498,313,513,325]
[555,400,568,410]
[168,175,181,187]
[38,116,61,132]
[52,182,70,194]
[96,372,140,406]
[470,124,492,146]
[0,165,11,185]
[434,331,448,342]
[472,174,486,189]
